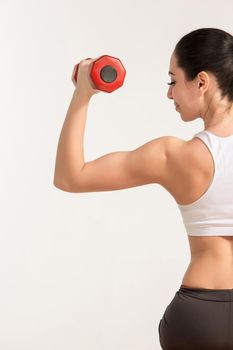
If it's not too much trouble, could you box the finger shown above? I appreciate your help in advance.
[71,64,79,84]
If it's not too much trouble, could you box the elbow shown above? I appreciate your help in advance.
[53,178,81,193]
[53,177,72,192]
[53,182,69,192]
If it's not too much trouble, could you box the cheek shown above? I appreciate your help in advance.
[173,85,183,99]
[177,88,192,105]
[173,90,183,104]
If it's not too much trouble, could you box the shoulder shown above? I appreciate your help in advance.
[165,135,204,162]
[161,134,214,204]
[161,135,206,189]
[163,135,188,161]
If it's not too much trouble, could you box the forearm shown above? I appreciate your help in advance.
[53,90,92,189]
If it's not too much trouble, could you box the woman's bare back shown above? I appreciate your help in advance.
[163,133,233,289]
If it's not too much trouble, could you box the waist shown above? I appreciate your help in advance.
[182,255,233,289]
[190,251,233,263]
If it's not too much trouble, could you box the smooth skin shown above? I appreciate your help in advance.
[67,136,184,193]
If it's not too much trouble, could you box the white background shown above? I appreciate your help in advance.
[1,0,232,349]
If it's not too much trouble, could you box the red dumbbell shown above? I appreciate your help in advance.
[73,55,126,93]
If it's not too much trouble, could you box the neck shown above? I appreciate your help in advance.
[202,102,233,130]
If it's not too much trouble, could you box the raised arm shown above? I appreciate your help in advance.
[54,133,184,193]
[53,61,185,193]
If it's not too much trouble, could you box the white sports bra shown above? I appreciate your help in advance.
[178,130,233,236]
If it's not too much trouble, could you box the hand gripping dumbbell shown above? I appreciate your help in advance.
[73,55,126,93]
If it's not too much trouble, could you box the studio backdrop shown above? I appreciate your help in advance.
[1,0,232,349]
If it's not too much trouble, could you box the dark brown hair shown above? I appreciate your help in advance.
[174,28,233,105]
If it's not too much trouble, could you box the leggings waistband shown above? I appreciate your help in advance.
[179,284,233,301]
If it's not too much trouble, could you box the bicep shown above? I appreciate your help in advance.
[71,151,135,192]
[67,136,171,193]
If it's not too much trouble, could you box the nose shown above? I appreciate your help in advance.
[167,86,173,100]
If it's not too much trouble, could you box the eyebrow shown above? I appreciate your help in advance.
[168,71,175,76]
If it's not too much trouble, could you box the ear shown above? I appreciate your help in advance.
[198,71,209,88]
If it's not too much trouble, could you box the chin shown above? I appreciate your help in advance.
[179,110,200,122]
[179,114,193,122]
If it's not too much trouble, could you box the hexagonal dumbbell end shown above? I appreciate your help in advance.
[73,55,126,93]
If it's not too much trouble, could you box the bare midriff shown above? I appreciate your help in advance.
[181,236,233,289]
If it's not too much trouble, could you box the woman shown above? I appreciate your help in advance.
[54,28,233,349]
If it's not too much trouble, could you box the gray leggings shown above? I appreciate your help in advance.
[158,284,233,350]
